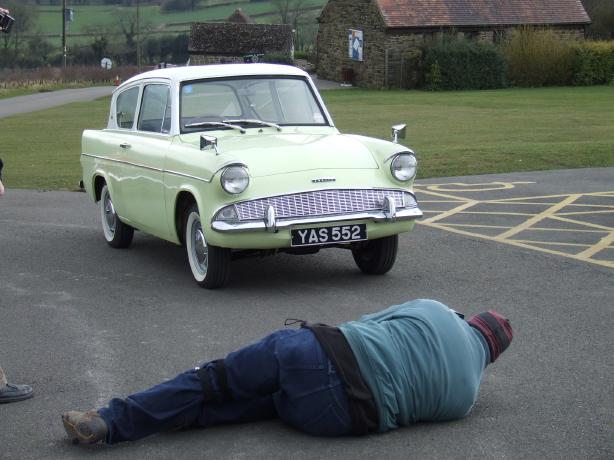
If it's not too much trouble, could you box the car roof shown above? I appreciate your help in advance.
[119,63,309,88]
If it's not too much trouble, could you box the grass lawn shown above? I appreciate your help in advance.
[326,85,614,177]
[0,86,612,190]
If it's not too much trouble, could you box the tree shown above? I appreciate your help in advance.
[582,0,614,39]
[86,26,111,61]
[0,1,39,66]
[271,0,307,27]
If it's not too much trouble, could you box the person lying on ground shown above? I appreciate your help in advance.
[62,298,513,445]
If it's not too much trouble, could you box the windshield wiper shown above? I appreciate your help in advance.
[184,121,246,133]
[223,119,282,131]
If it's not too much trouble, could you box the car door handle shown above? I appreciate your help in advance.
[120,142,131,149]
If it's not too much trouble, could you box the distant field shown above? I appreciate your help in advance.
[34,0,325,38]
[0,86,613,190]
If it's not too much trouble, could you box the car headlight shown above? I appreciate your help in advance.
[221,166,249,194]
[390,153,417,181]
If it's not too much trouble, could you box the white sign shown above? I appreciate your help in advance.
[348,29,363,62]
[101,58,112,70]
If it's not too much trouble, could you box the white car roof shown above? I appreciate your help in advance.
[119,63,309,88]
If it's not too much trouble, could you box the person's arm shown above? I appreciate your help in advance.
[0,7,14,33]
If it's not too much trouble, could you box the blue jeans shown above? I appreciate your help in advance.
[99,328,353,443]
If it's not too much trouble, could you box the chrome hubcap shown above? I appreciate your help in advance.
[192,220,208,273]
[104,195,116,233]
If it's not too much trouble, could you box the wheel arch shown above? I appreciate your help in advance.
[174,190,198,246]
[93,175,107,202]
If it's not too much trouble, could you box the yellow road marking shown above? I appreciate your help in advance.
[497,195,581,239]
[415,181,614,268]
[441,224,511,229]
[575,231,614,259]
[459,211,535,216]
[522,226,607,233]
[419,200,468,203]
[557,210,614,216]
[422,221,614,269]
[511,240,594,248]
[416,181,534,192]
[420,200,478,224]
[549,215,613,231]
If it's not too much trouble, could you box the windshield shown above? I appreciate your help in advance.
[180,77,328,133]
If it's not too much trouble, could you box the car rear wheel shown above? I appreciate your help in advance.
[351,235,398,275]
[100,184,134,248]
[185,204,231,289]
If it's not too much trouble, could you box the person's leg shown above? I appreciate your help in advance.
[0,365,34,404]
[90,329,298,443]
[98,368,204,443]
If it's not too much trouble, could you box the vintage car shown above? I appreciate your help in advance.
[81,64,422,288]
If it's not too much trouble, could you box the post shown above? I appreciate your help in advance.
[136,0,140,70]
[62,0,66,69]
[384,48,389,89]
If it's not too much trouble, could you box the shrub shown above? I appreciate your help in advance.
[424,61,442,90]
[571,40,614,85]
[421,38,506,90]
[261,53,294,65]
[504,26,575,86]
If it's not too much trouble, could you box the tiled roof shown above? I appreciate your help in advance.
[377,0,591,28]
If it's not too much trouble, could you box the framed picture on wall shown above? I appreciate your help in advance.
[348,29,363,61]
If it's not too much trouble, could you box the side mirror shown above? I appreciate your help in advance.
[200,135,219,155]
[391,124,407,144]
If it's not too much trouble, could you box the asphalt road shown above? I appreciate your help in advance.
[0,87,114,119]
[0,78,347,121]
[1,168,612,459]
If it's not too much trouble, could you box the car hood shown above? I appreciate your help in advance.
[179,132,380,177]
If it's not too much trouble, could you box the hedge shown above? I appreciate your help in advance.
[421,39,507,90]
[572,41,614,85]
[415,32,614,90]
[503,27,575,86]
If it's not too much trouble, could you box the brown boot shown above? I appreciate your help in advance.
[62,410,109,445]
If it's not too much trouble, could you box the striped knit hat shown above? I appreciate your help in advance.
[468,311,513,363]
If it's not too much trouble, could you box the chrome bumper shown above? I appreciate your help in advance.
[212,204,423,233]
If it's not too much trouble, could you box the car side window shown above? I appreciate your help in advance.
[138,84,171,134]
[115,87,139,129]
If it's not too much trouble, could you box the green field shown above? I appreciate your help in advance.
[0,86,612,190]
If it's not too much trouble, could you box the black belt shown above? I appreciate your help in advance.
[302,322,379,435]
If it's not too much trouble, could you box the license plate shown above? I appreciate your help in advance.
[291,224,367,247]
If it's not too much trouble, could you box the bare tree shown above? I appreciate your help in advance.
[272,0,308,27]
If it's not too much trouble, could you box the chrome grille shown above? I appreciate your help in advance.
[235,189,410,221]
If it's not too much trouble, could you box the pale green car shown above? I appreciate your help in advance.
[81,63,422,288]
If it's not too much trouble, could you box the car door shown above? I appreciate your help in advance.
[117,82,173,239]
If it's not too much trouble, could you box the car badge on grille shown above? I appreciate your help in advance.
[311,177,336,183]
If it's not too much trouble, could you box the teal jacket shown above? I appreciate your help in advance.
[339,299,489,432]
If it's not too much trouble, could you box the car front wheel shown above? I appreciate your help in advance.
[100,184,134,248]
[185,204,231,289]
[351,235,398,275]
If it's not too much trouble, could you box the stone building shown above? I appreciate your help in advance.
[316,0,591,88]
[189,11,293,65]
